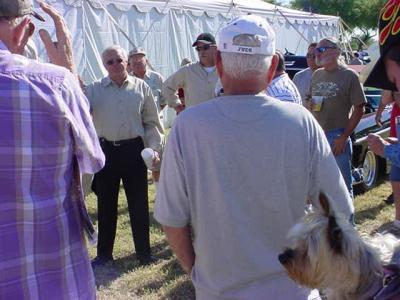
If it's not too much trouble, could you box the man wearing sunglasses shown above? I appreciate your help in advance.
[293,42,319,103]
[162,33,219,113]
[86,45,164,267]
[306,37,366,199]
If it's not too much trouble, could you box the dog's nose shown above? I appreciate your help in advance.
[278,249,295,265]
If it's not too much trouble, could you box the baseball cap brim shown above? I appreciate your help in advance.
[363,56,397,91]
[192,40,214,47]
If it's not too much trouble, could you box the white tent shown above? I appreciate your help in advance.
[33,0,339,83]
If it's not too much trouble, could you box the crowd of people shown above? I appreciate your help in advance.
[1,0,400,299]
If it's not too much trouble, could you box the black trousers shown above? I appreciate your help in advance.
[94,137,150,258]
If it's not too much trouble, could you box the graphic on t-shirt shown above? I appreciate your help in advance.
[312,82,339,99]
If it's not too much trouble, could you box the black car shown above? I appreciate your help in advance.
[284,54,307,79]
[352,89,391,192]
[284,54,391,192]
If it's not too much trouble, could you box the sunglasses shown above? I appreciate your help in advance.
[106,58,124,66]
[306,53,316,59]
[195,44,212,52]
[315,46,337,53]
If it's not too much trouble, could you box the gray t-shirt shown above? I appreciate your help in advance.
[293,67,313,103]
[155,94,353,300]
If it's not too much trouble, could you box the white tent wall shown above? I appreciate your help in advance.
[32,0,339,84]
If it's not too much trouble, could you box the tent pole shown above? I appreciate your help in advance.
[340,18,368,49]
[95,0,161,70]
[275,9,310,44]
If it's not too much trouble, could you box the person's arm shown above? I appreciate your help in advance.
[163,225,195,274]
[375,100,386,126]
[37,2,77,76]
[162,67,186,112]
[308,117,354,218]
[333,103,365,156]
[142,85,164,153]
[368,133,400,167]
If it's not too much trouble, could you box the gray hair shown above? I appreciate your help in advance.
[220,52,272,80]
[101,45,127,62]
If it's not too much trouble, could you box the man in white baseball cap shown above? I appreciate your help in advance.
[155,14,353,300]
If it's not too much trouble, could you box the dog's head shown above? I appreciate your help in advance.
[278,193,382,292]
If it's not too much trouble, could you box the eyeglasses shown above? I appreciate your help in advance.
[195,44,212,52]
[315,46,337,53]
[106,58,124,66]
[306,53,316,59]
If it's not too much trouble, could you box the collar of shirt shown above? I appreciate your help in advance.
[101,75,137,88]
[270,72,288,85]
[144,69,152,80]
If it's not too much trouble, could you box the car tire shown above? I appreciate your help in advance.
[360,150,380,191]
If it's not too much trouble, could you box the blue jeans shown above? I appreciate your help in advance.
[325,128,353,198]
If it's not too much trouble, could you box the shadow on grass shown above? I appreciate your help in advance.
[93,238,177,288]
[137,252,195,299]
[355,202,388,225]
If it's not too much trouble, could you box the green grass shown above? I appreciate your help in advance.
[85,180,396,299]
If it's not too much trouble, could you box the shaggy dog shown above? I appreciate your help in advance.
[278,193,400,300]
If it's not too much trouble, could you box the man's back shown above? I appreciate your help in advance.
[0,49,104,299]
[155,95,353,299]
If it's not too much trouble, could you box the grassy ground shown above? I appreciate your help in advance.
[85,180,396,299]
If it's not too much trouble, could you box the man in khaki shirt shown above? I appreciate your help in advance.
[86,45,163,267]
[162,33,219,113]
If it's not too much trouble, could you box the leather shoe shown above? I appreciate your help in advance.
[91,256,113,268]
[137,254,157,265]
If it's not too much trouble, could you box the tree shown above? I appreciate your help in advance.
[290,0,385,31]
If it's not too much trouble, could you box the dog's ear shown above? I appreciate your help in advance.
[327,216,342,254]
[319,193,330,217]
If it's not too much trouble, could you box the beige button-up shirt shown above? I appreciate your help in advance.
[86,75,163,151]
[162,62,218,108]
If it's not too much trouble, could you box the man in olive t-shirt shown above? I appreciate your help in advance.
[306,37,366,198]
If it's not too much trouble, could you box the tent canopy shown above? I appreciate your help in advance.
[33,0,339,83]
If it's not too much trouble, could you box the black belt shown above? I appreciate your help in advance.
[99,137,140,147]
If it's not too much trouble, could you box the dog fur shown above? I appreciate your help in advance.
[278,193,400,300]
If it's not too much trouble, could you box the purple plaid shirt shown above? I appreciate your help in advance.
[0,42,105,299]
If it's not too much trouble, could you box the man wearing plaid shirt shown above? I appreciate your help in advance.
[0,1,105,299]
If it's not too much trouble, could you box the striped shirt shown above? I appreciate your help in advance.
[266,73,302,104]
[0,42,105,299]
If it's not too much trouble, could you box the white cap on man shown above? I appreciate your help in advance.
[217,15,275,56]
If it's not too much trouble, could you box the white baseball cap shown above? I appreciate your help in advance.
[217,15,275,56]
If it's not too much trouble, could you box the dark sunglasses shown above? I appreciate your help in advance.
[106,58,124,66]
[315,46,337,53]
[195,44,212,52]
[306,53,316,59]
